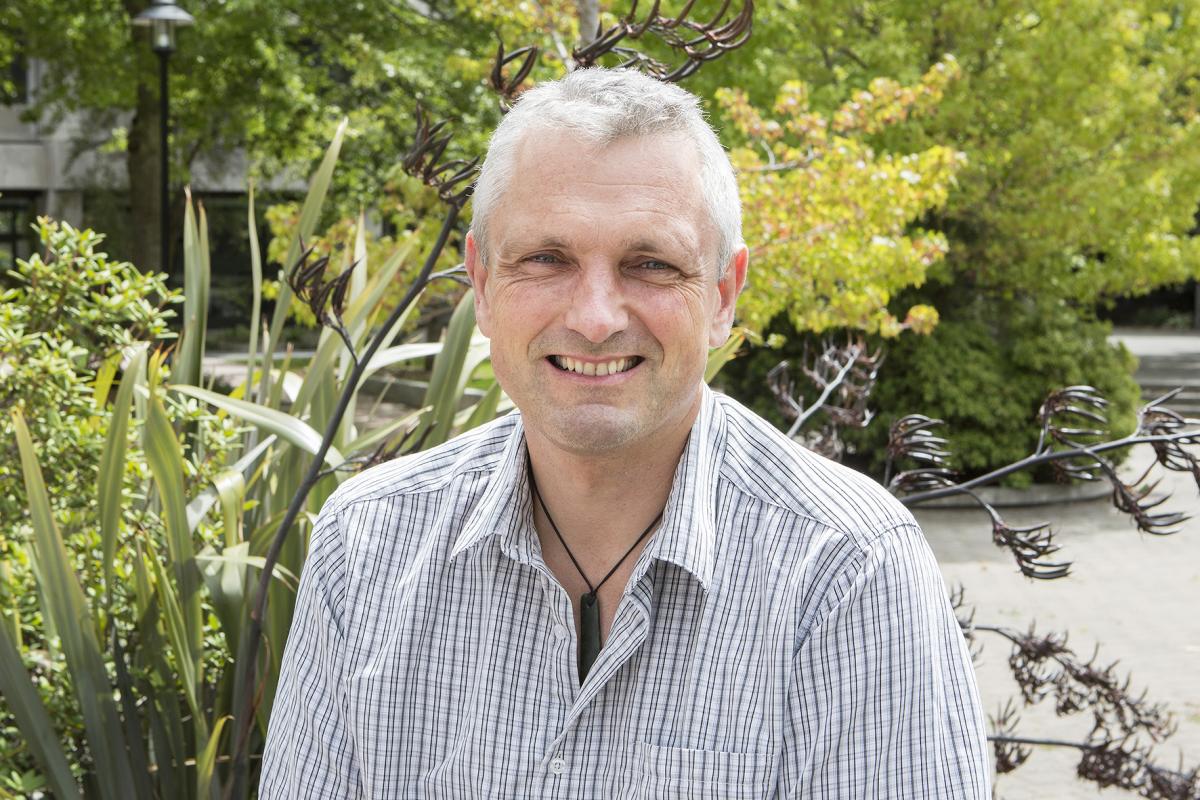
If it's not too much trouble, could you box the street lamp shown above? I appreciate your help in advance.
[133,1,194,272]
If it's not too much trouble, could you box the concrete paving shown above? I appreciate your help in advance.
[918,448,1200,798]
[912,328,1200,798]
[1112,328,1200,359]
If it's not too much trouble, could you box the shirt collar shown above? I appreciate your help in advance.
[450,386,726,592]
[646,385,724,592]
[450,414,539,566]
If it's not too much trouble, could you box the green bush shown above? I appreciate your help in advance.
[1,220,180,529]
[0,129,506,797]
[0,220,253,794]
[0,220,183,789]
[723,296,1140,486]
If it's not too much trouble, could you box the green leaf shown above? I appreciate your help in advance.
[360,342,444,382]
[186,435,276,533]
[422,291,489,447]
[91,351,120,410]
[196,715,230,800]
[214,468,246,547]
[144,536,206,743]
[267,119,348,353]
[10,409,135,799]
[0,620,82,800]
[197,544,299,593]
[98,346,146,610]
[176,189,211,388]
[706,328,747,383]
[144,361,204,683]
[345,209,370,351]
[111,628,155,800]
[344,237,415,333]
[344,406,428,456]
[460,379,504,433]
[245,181,264,407]
[170,384,345,468]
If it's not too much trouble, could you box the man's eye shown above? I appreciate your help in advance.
[637,260,674,271]
[527,254,563,265]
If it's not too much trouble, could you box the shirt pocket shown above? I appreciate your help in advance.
[631,741,773,800]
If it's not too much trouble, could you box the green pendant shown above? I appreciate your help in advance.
[579,592,601,683]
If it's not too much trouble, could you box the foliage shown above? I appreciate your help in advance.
[690,0,1200,310]
[0,218,179,554]
[262,173,465,330]
[0,0,507,268]
[691,0,1200,476]
[721,295,1140,487]
[718,56,963,338]
[861,300,1140,485]
[729,0,1200,298]
[0,220,248,793]
[0,130,505,797]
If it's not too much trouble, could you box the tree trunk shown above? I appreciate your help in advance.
[575,0,600,47]
[127,78,162,272]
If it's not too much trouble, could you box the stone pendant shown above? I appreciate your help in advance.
[579,591,601,683]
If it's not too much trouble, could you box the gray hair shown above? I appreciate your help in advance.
[470,68,742,275]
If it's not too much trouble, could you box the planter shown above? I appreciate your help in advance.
[910,480,1112,509]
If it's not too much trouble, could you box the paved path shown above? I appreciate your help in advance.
[918,446,1200,799]
[1112,328,1200,359]
[919,327,1200,797]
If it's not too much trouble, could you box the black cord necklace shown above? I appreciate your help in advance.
[528,465,663,684]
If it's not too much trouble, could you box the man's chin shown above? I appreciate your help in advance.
[532,405,647,455]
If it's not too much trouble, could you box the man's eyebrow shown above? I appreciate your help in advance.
[623,235,696,259]
[496,234,697,259]
[497,236,570,256]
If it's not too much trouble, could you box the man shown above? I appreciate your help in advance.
[261,68,991,798]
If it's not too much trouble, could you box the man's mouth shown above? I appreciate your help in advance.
[548,355,643,377]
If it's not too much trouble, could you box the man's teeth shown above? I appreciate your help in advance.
[551,356,637,376]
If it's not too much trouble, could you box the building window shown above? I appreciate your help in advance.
[3,54,28,106]
[0,194,39,270]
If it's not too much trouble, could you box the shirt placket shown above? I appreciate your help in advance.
[533,552,658,795]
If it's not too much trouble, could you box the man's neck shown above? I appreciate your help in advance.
[524,399,699,568]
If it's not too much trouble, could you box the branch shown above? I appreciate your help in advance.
[225,204,459,795]
[571,0,754,82]
[897,429,1200,505]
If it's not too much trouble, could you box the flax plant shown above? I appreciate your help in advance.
[1,126,504,798]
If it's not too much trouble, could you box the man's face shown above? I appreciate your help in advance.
[466,130,748,457]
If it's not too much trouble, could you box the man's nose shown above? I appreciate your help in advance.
[563,267,629,344]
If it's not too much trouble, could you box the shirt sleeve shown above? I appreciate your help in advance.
[779,522,992,799]
[258,502,362,798]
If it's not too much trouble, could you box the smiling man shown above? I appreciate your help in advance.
[260,68,991,798]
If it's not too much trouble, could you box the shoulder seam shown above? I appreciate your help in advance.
[793,519,926,656]
[717,470,914,552]
[331,464,497,514]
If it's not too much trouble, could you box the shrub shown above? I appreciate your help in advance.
[722,296,1140,486]
[0,220,184,788]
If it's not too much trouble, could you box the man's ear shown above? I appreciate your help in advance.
[709,245,749,347]
[464,231,492,337]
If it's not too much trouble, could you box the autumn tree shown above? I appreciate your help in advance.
[719,57,963,339]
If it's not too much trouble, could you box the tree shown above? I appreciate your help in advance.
[0,0,504,272]
[718,57,962,338]
[694,0,1200,473]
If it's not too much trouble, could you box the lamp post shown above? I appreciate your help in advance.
[133,1,194,273]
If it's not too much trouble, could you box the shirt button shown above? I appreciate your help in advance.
[549,756,567,775]
[552,624,570,642]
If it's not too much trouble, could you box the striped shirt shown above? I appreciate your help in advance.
[260,386,991,798]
